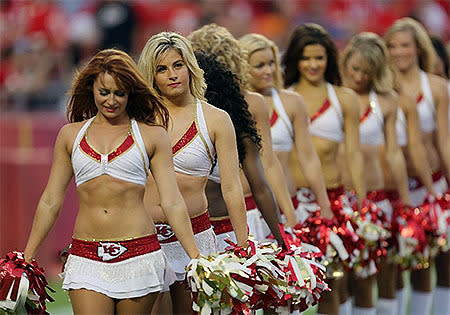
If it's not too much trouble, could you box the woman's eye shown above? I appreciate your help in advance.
[174,62,183,69]
[115,91,126,97]
[156,67,166,73]
[100,91,109,96]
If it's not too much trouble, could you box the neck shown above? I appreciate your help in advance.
[256,86,273,97]
[397,64,421,83]
[95,113,129,126]
[295,78,326,93]
[164,92,196,112]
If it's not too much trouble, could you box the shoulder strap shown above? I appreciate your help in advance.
[271,88,294,137]
[72,117,95,155]
[195,99,215,162]
[130,119,150,174]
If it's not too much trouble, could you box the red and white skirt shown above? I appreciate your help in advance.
[210,216,237,252]
[62,234,176,299]
[155,211,217,281]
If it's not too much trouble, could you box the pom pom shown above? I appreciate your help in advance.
[186,234,329,314]
[0,252,54,314]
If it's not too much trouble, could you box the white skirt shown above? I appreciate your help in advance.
[215,231,237,252]
[62,249,176,299]
[246,208,271,241]
[409,174,448,207]
[161,227,217,281]
[375,199,394,222]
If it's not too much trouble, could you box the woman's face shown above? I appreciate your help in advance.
[154,48,190,99]
[387,30,418,72]
[248,48,276,93]
[297,44,327,85]
[344,50,372,93]
[93,72,129,120]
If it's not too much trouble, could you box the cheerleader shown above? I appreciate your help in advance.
[138,32,248,313]
[23,49,200,314]
[239,33,332,222]
[341,32,411,315]
[188,24,299,240]
[282,23,366,315]
[385,18,450,315]
[194,51,285,250]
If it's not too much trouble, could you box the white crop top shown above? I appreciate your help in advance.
[308,83,344,142]
[72,117,149,187]
[396,107,408,147]
[359,90,385,146]
[417,71,436,133]
[172,99,215,177]
[270,88,294,152]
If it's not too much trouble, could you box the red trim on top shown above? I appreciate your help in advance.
[359,105,372,123]
[417,94,423,103]
[108,134,134,162]
[80,134,134,163]
[270,110,278,126]
[310,99,331,123]
[172,122,198,155]
[80,136,101,161]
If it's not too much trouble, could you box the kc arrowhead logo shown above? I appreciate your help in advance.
[156,223,176,242]
[97,243,128,261]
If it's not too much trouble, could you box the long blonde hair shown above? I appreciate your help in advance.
[384,17,436,72]
[188,24,250,90]
[239,33,283,90]
[138,32,206,101]
[341,32,394,93]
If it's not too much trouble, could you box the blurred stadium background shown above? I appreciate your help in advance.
[0,1,448,313]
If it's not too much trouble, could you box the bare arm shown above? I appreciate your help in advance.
[245,92,297,227]
[241,137,284,245]
[212,108,248,246]
[341,88,366,204]
[400,93,436,195]
[431,75,450,181]
[148,126,200,259]
[383,93,411,204]
[288,91,332,218]
[24,125,74,261]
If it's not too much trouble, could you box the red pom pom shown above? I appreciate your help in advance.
[0,252,54,314]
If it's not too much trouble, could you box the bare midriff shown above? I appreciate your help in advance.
[74,175,155,240]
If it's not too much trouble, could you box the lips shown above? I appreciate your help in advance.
[168,82,181,88]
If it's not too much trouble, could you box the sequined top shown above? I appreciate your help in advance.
[72,117,149,186]
[172,99,215,177]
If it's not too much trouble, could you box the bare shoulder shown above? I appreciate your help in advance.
[137,122,169,142]
[334,85,359,113]
[136,122,170,153]
[334,85,357,102]
[57,121,88,150]
[427,72,448,89]
[279,89,307,114]
[427,73,449,99]
[279,88,305,103]
[244,90,269,117]
[200,100,231,124]
[377,90,398,114]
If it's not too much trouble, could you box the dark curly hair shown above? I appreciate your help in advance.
[282,23,341,87]
[195,51,261,163]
